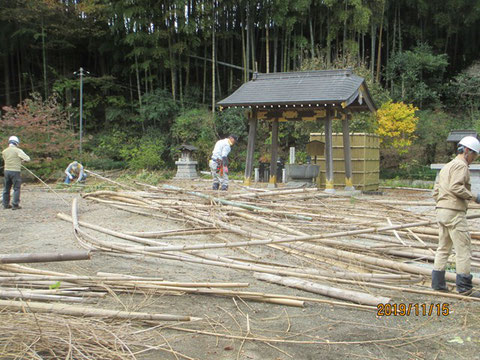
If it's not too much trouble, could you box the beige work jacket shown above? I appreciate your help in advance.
[433,157,475,211]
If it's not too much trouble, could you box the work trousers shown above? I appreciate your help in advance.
[2,170,22,207]
[433,208,472,274]
[64,173,87,184]
[209,159,228,189]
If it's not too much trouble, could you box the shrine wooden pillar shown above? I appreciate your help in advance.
[268,119,279,188]
[324,110,335,193]
[244,110,257,186]
[342,116,355,190]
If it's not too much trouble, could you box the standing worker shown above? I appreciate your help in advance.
[432,136,480,297]
[64,161,87,184]
[209,134,238,191]
[2,136,30,210]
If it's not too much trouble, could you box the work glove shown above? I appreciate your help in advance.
[69,175,74,180]
[475,193,480,204]
[223,166,228,174]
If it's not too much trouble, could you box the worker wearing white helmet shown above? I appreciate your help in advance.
[2,135,30,210]
[432,135,480,297]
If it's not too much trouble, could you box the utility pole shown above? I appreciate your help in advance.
[74,67,87,153]
[79,67,83,153]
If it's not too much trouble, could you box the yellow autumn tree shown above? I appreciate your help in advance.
[376,101,419,154]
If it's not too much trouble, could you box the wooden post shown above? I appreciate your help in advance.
[244,110,257,185]
[324,111,335,193]
[342,117,354,191]
[268,119,279,188]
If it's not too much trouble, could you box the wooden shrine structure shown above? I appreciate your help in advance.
[217,70,376,192]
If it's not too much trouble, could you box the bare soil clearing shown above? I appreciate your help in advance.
[1,181,479,360]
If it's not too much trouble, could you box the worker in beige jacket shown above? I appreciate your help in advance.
[2,136,30,210]
[432,136,480,296]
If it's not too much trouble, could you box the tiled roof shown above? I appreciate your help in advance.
[447,130,478,142]
[218,70,376,111]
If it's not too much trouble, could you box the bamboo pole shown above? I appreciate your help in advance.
[162,184,313,221]
[84,170,137,190]
[57,213,170,247]
[287,241,480,285]
[0,251,91,264]
[0,289,92,303]
[0,299,201,321]
[59,211,480,254]
[254,273,391,306]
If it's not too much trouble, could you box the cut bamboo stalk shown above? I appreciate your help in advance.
[226,187,321,199]
[72,225,446,300]
[286,242,480,285]
[162,184,313,221]
[254,273,391,306]
[0,251,91,264]
[0,289,92,303]
[125,228,222,238]
[84,170,137,190]
[57,213,169,247]
[0,299,201,321]
[60,211,480,254]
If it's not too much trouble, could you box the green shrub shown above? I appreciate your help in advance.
[171,108,217,169]
[123,130,168,170]
[380,162,436,181]
[93,128,131,161]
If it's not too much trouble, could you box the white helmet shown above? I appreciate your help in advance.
[459,136,480,154]
[8,136,19,145]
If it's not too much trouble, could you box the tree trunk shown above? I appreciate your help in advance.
[16,46,22,103]
[212,10,216,114]
[245,6,250,80]
[216,42,222,99]
[229,36,234,90]
[134,52,142,108]
[375,0,385,83]
[273,26,278,72]
[309,14,315,58]
[168,33,176,101]
[249,11,255,73]
[41,18,48,99]
[178,54,184,106]
[241,8,247,82]
[185,53,190,99]
[266,23,270,73]
[2,33,11,105]
[327,12,331,66]
[370,23,376,79]
[202,44,207,103]
[343,0,348,61]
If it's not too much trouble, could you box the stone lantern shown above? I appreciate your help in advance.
[174,144,198,179]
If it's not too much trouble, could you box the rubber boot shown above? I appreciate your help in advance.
[431,270,448,291]
[456,273,480,298]
[212,182,219,190]
[221,185,228,191]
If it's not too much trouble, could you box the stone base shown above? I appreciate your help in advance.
[286,181,317,188]
[174,161,198,179]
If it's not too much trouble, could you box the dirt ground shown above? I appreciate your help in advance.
[1,180,480,360]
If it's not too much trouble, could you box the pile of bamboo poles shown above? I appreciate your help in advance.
[4,176,480,358]
[59,180,480,305]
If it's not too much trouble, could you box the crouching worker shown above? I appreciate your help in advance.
[209,134,237,191]
[64,161,87,184]
[432,136,480,297]
[2,136,30,210]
